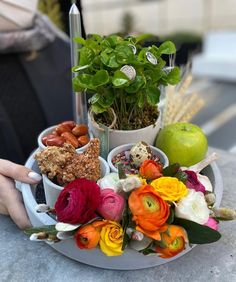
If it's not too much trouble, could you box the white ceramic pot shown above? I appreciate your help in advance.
[107,143,169,173]
[37,125,93,153]
[42,155,110,207]
[88,110,161,151]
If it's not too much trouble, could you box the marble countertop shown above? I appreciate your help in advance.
[0,148,236,282]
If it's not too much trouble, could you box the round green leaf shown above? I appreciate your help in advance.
[92,70,109,87]
[112,70,130,87]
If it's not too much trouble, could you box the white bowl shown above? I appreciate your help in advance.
[43,155,110,207]
[21,153,223,270]
[37,125,93,153]
[107,143,169,173]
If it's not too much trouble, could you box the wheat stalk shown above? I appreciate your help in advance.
[162,72,205,126]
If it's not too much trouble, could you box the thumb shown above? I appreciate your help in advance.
[0,159,42,184]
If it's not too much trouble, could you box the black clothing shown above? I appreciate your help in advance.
[0,38,73,163]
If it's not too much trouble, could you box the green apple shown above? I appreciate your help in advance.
[155,122,208,167]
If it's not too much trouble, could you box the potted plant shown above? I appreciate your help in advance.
[72,34,181,150]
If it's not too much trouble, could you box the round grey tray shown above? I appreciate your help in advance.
[21,153,223,270]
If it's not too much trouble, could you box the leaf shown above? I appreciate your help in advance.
[105,35,123,47]
[24,225,57,236]
[112,70,130,87]
[121,206,133,250]
[163,163,180,176]
[138,241,156,255]
[146,86,160,106]
[167,67,181,85]
[74,36,86,45]
[75,74,95,90]
[101,50,119,68]
[79,47,95,66]
[135,33,153,43]
[88,93,100,104]
[173,218,221,244]
[137,91,145,108]
[91,103,106,114]
[118,164,127,179]
[139,248,157,256]
[125,76,145,94]
[92,70,109,87]
[166,207,175,224]
[174,170,188,183]
[159,41,176,54]
[115,45,134,64]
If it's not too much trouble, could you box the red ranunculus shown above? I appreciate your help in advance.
[55,178,101,224]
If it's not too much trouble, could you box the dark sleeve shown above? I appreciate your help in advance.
[0,101,25,163]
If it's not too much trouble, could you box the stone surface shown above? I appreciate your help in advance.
[0,148,236,282]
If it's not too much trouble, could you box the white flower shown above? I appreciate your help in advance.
[116,176,142,192]
[97,173,120,191]
[197,174,213,192]
[175,189,210,224]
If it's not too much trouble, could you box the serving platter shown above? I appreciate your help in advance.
[21,151,223,270]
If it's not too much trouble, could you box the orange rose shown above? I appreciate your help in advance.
[128,184,170,240]
[139,160,163,180]
[75,220,107,249]
[156,225,188,258]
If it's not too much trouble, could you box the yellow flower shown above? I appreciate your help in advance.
[99,221,123,256]
[151,177,188,202]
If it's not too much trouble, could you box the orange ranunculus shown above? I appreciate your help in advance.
[75,220,107,249]
[156,225,188,258]
[139,160,163,180]
[128,184,170,241]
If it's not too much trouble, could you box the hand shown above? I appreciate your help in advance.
[0,159,42,229]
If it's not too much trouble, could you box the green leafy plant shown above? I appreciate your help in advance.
[73,34,181,130]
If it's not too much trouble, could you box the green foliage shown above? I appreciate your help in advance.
[174,218,221,244]
[38,0,65,31]
[24,225,57,235]
[73,34,180,129]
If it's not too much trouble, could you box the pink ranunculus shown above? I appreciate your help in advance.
[184,170,206,193]
[97,189,125,222]
[205,217,218,230]
[55,178,101,224]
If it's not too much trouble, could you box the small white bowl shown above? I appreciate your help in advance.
[37,125,93,153]
[43,156,110,207]
[107,143,169,173]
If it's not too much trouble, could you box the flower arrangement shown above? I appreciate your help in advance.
[72,33,181,130]
[25,142,236,259]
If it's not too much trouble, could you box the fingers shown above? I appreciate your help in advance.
[0,175,31,229]
[0,159,41,184]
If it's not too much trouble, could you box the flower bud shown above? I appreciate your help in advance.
[35,204,51,213]
[213,208,236,220]
[205,193,216,206]
[30,232,47,241]
[131,231,144,241]
[126,227,135,237]
[47,234,60,243]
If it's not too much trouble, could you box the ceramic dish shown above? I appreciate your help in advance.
[21,152,223,270]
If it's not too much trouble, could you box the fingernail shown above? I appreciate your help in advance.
[28,171,42,182]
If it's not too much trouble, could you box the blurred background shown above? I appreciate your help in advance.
[37,0,236,153]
